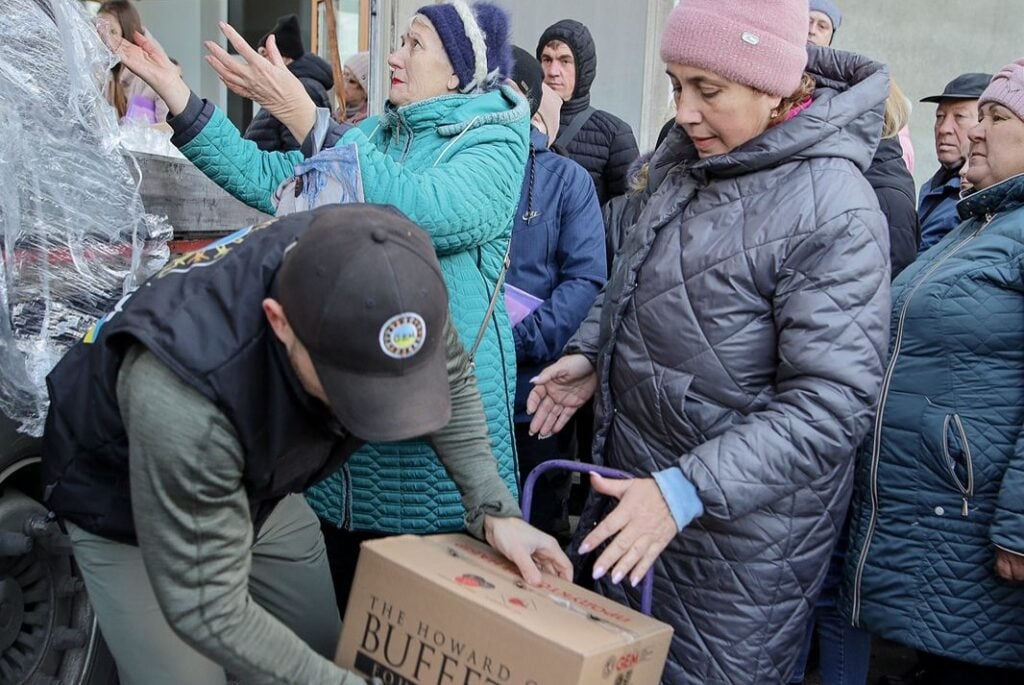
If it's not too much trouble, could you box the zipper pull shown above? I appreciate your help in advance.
[962,497,970,517]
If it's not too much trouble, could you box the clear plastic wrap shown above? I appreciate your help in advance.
[119,120,185,158]
[0,0,171,436]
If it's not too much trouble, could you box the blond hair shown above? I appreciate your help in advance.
[882,79,911,139]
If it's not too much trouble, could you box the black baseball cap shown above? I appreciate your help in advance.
[921,72,993,103]
[277,204,452,442]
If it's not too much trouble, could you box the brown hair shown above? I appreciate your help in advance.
[770,72,816,125]
[100,0,144,119]
[882,79,911,139]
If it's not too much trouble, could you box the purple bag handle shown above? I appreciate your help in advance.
[520,458,654,615]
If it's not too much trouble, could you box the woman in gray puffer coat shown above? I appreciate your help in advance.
[527,1,891,683]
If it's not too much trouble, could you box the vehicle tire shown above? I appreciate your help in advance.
[0,414,118,684]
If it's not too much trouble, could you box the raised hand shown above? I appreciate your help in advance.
[204,23,317,141]
[98,25,190,115]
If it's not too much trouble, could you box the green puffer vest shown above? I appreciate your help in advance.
[177,87,527,533]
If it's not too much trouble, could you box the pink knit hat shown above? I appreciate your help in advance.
[660,0,809,97]
[979,58,1024,122]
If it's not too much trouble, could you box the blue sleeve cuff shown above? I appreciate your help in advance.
[652,467,703,532]
[168,92,212,148]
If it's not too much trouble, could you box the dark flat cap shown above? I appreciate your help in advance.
[921,72,993,103]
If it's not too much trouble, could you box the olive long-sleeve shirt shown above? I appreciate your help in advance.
[118,320,520,684]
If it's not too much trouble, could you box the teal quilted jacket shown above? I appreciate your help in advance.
[842,172,1024,668]
[177,87,528,533]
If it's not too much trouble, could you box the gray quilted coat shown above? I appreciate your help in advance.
[566,48,892,684]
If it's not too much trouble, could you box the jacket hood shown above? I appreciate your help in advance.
[290,52,334,91]
[536,19,596,113]
[624,149,655,196]
[650,46,888,188]
[373,84,528,138]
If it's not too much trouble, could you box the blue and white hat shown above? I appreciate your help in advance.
[416,1,513,93]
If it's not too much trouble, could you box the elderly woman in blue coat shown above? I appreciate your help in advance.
[842,59,1024,685]
[110,2,541,604]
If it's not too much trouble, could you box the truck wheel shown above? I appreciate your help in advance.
[0,421,118,684]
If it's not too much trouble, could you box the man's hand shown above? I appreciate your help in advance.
[484,516,573,585]
[204,23,316,142]
[995,547,1024,582]
[579,475,676,587]
[526,354,597,438]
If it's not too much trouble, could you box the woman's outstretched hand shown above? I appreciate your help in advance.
[99,25,190,116]
[204,23,317,142]
[526,354,597,438]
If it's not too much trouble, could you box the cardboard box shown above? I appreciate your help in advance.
[335,534,673,685]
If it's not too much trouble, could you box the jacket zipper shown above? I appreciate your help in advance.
[942,413,975,516]
[850,212,995,626]
[399,121,414,163]
[341,462,352,529]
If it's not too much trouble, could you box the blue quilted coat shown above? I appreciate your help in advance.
[175,87,528,533]
[841,172,1024,668]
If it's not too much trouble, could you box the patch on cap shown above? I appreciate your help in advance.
[741,32,760,45]
[379,312,427,359]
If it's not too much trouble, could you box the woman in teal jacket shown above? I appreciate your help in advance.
[842,60,1024,684]
[112,1,525,602]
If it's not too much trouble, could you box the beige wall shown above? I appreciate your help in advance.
[134,0,228,110]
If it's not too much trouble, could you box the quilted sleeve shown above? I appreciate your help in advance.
[178,105,302,215]
[603,124,640,200]
[990,405,1024,555]
[564,288,605,364]
[337,121,528,256]
[429,320,521,539]
[678,208,891,520]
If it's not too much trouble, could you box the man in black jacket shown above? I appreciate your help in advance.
[42,205,570,685]
[243,14,334,152]
[536,19,639,206]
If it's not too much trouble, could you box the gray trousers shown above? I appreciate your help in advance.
[68,494,341,685]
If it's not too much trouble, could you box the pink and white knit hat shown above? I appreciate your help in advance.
[979,58,1024,122]
[660,0,809,97]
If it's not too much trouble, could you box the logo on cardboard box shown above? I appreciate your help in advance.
[356,594,540,685]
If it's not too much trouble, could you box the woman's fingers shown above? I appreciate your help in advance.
[580,503,629,569]
[525,385,546,415]
[218,21,263,64]
[608,535,648,585]
[264,35,287,68]
[133,30,161,59]
[552,405,581,434]
[528,394,557,436]
[204,41,246,79]
[578,478,676,585]
[629,544,663,587]
[534,396,564,438]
